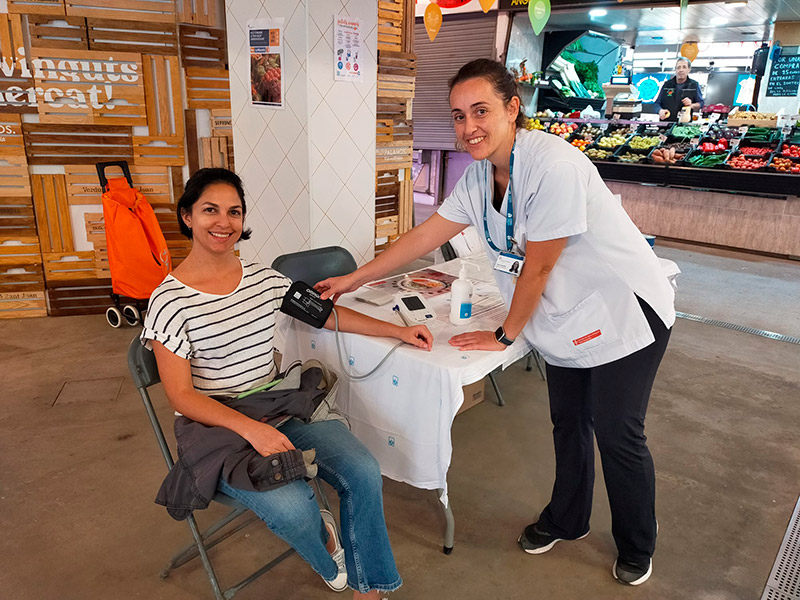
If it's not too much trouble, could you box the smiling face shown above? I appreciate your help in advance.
[450,77,520,165]
[181,182,244,256]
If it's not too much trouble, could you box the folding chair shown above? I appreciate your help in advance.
[127,337,330,600]
[271,246,357,286]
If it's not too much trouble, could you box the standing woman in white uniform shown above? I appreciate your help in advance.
[316,59,675,586]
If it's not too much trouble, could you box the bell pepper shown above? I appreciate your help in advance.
[702,142,715,152]
[719,138,729,149]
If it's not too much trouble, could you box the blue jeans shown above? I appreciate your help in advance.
[217,419,402,593]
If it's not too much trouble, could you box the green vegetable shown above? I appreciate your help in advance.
[672,125,702,138]
[687,152,727,167]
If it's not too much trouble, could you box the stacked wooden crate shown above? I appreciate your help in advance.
[375,0,415,253]
[0,0,231,319]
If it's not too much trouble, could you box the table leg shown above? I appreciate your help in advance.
[438,488,454,554]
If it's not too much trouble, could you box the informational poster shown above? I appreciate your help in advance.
[734,74,756,106]
[632,73,670,103]
[334,16,362,82]
[766,50,800,98]
[248,19,284,108]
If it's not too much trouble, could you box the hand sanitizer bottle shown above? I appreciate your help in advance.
[450,263,473,325]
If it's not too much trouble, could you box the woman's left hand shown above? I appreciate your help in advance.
[400,325,434,351]
[448,330,505,351]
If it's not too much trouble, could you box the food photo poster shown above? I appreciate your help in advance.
[248,19,284,108]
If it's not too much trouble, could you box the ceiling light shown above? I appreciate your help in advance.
[611,24,627,31]
[589,9,607,17]
[725,1,747,7]
[711,17,729,25]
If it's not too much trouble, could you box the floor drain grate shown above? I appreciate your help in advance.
[676,312,800,346]
[761,496,800,600]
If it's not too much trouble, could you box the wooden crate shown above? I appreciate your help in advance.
[0,195,36,236]
[23,123,133,165]
[29,48,146,126]
[377,0,403,51]
[142,54,184,137]
[31,174,73,253]
[0,290,48,319]
[210,109,232,136]
[133,136,185,166]
[43,250,98,282]
[7,0,65,15]
[0,13,26,66]
[27,15,88,50]
[0,70,36,114]
[375,215,399,239]
[179,0,219,27]
[200,136,232,169]
[87,18,178,55]
[180,24,226,69]
[0,235,42,268]
[0,157,32,198]
[185,67,230,110]
[376,170,399,219]
[82,212,109,277]
[66,0,175,23]
[0,234,46,318]
[46,277,113,316]
[66,164,172,206]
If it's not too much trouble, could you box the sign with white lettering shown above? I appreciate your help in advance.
[0,48,145,125]
[766,51,800,97]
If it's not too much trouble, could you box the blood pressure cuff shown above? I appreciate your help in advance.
[280,280,334,329]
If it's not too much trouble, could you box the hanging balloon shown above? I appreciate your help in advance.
[425,3,443,42]
[680,42,699,62]
[479,0,494,13]
[528,0,551,36]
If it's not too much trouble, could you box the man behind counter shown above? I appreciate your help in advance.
[655,57,704,121]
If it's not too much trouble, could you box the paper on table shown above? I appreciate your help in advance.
[429,254,496,283]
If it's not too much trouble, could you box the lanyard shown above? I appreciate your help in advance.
[482,139,516,253]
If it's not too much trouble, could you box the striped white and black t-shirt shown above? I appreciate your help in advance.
[140,259,291,397]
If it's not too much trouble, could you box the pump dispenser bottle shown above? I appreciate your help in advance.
[449,263,473,325]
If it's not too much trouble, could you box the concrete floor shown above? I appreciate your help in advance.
[1,243,799,600]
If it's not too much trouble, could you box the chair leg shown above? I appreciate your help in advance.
[437,489,455,555]
[488,371,504,407]
[165,508,251,572]
[313,477,332,513]
[186,513,226,600]
[532,350,546,381]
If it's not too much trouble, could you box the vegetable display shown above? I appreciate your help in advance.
[671,125,702,139]
[617,151,647,163]
[781,144,800,158]
[771,157,800,173]
[650,148,685,164]
[738,146,771,156]
[727,154,767,170]
[585,148,613,160]
[628,136,660,150]
[597,134,627,148]
[743,127,775,142]
[571,138,591,151]
[686,153,727,167]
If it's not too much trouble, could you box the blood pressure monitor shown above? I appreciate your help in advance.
[395,292,435,326]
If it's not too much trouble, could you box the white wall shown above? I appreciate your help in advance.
[225,0,377,266]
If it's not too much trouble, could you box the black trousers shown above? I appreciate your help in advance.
[537,297,671,564]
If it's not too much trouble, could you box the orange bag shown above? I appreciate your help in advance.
[101,173,171,299]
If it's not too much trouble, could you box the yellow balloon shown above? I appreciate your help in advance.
[425,3,442,42]
[680,42,698,62]
[479,0,494,12]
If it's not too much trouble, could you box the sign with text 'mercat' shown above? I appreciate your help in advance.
[0,47,146,125]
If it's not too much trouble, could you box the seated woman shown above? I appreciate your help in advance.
[141,168,433,599]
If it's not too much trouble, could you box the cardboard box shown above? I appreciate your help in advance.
[458,378,486,415]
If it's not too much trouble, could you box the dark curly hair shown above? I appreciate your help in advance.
[449,58,527,129]
[177,168,252,241]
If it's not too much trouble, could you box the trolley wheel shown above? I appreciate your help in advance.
[122,304,141,326]
[105,306,123,328]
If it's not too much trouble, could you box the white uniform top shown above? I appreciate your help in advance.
[438,128,676,369]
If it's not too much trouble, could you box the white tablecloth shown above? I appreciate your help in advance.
[277,260,530,505]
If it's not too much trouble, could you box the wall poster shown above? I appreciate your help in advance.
[334,16,362,82]
[248,19,284,108]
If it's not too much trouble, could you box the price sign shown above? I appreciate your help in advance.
[731,138,740,149]
[709,113,721,123]
[659,133,668,143]
[700,123,711,134]
[690,137,700,145]
[739,125,749,136]
[782,124,793,136]
[600,123,609,131]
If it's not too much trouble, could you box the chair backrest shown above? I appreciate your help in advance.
[127,336,175,470]
[271,246,357,286]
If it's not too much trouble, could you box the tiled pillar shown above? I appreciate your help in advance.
[226,0,377,266]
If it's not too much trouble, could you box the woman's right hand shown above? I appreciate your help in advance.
[244,421,295,456]
[315,273,360,302]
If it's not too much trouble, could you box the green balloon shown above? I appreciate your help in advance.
[528,0,551,36]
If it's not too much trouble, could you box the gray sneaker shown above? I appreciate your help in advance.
[320,509,348,592]
[613,558,653,585]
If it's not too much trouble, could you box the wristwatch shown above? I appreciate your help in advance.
[494,326,515,346]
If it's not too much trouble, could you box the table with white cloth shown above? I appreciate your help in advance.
[277,257,531,552]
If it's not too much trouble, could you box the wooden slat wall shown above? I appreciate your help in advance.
[45,278,113,316]
[31,174,73,253]
[23,123,133,164]
[0,156,32,197]
[185,67,231,109]
[0,13,26,64]
[210,109,234,169]
[200,136,232,169]
[65,0,176,23]
[180,24,226,69]
[133,136,185,166]
[86,18,178,55]
[7,0,65,16]
[29,48,147,126]
[142,54,184,137]
[65,165,172,206]
[378,0,403,52]
[0,232,47,316]
[0,195,37,236]
[179,0,218,27]
[27,15,88,49]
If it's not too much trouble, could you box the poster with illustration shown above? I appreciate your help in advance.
[248,19,284,108]
[334,16,362,82]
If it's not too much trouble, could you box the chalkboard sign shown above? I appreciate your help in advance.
[766,52,800,97]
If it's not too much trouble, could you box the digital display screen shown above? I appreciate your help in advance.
[401,296,425,311]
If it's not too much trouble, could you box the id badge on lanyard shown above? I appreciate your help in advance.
[484,139,524,281]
